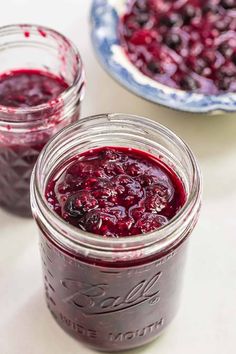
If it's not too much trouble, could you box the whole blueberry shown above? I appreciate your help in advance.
[202,3,218,14]
[165,33,182,49]
[137,13,149,26]
[182,5,197,24]
[65,196,84,218]
[232,52,236,65]
[159,13,182,27]
[84,210,102,232]
[135,0,147,12]
[219,43,233,58]
[218,77,231,91]
[220,0,236,9]
[215,17,231,32]
[147,60,161,74]
[180,76,199,91]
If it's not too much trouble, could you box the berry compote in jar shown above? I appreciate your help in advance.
[31,114,201,352]
[0,24,85,216]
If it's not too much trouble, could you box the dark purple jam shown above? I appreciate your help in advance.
[0,69,68,107]
[0,69,69,216]
[120,0,236,94]
[41,148,192,351]
[46,146,186,237]
[40,231,188,351]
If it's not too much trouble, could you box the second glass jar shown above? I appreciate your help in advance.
[0,24,85,216]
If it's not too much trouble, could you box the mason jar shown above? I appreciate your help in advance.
[31,114,201,352]
[0,24,85,217]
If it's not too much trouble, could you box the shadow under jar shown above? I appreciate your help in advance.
[31,114,202,352]
[0,24,85,217]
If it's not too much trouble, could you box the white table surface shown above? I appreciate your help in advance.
[0,1,236,353]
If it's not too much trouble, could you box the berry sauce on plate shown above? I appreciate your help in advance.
[120,0,236,94]
[46,146,186,237]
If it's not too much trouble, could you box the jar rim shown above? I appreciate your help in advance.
[31,113,202,257]
[0,23,84,120]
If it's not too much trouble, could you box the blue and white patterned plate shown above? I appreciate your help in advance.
[91,0,236,114]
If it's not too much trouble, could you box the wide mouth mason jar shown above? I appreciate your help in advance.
[0,24,85,217]
[31,114,201,352]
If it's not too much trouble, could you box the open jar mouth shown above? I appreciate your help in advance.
[31,114,202,260]
[0,24,85,127]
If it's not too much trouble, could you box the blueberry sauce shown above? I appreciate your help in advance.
[0,69,69,216]
[46,147,186,237]
[120,0,236,94]
[0,69,68,108]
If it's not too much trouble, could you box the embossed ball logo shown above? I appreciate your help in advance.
[61,272,162,316]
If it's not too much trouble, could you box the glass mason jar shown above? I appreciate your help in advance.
[31,114,202,352]
[0,24,85,217]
